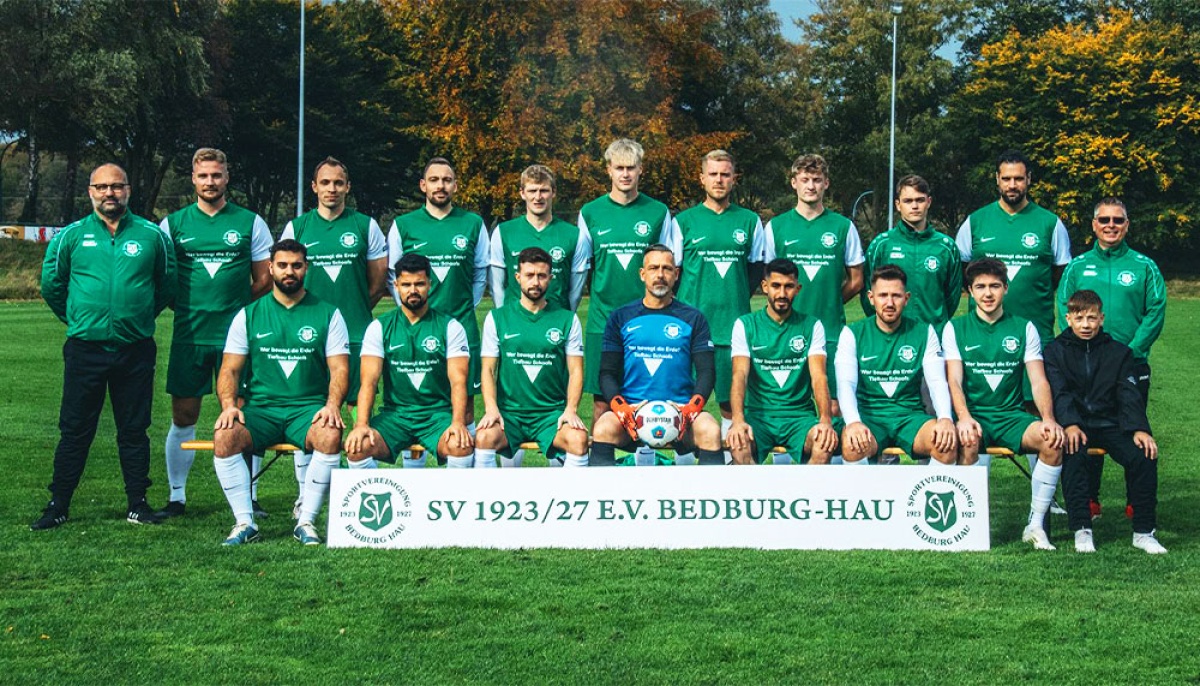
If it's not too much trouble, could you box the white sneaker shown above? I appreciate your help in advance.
[1074,529,1095,553]
[1022,524,1056,551]
[1132,531,1168,554]
[1050,502,1068,515]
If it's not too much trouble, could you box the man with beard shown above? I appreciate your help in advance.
[835,265,957,467]
[344,253,474,469]
[475,247,588,468]
[157,148,272,519]
[34,163,176,530]
[210,239,349,546]
[727,259,838,465]
[591,245,722,466]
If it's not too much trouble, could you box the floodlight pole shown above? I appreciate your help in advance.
[888,1,902,229]
[851,190,874,229]
[296,0,306,217]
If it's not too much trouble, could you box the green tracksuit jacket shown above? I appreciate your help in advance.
[861,221,962,328]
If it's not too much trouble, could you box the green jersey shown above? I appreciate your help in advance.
[763,208,865,333]
[1056,241,1165,362]
[862,222,962,327]
[730,308,826,417]
[227,292,350,408]
[942,310,1042,413]
[666,202,764,344]
[41,211,175,346]
[482,301,583,413]
[362,307,469,414]
[387,206,489,344]
[489,216,588,311]
[282,208,387,343]
[161,202,271,345]
[836,316,942,420]
[956,201,1071,338]
[577,193,671,335]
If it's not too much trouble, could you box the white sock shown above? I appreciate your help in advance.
[1029,460,1063,525]
[349,458,377,469]
[294,450,310,488]
[721,417,733,465]
[830,454,845,465]
[165,423,196,503]
[564,452,588,467]
[512,448,526,464]
[250,454,262,499]
[844,456,870,465]
[400,449,413,461]
[643,448,666,465]
[298,451,339,525]
[447,454,474,468]
[499,451,523,468]
[976,453,992,468]
[1026,453,1038,472]
[772,452,794,465]
[929,458,956,470]
[474,448,497,469]
[214,454,254,525]
[466,422,477,438]
[403,453,426,468]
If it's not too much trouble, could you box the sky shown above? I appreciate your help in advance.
[770,0,818,42]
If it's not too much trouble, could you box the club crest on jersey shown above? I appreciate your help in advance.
[545,328,564,345]
[422,336,441,353]
[662,323,683,340]
[898,345,917,363]
[634,221,652,237]
[340,232,358,248]
[820,232,838,248]
[121,241,142,257]
[789,335,807,353]
[549,246,566,262]
[924,256,940,272]
[732,229,748,245]
[297,326,318,343]
[1117,270,1136,286]
[1001,336,1020,354]
[452,234,469,251]
[223,230,241,246]
[1021,232,1040,249]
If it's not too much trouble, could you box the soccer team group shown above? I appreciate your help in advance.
[32,140,1168,554]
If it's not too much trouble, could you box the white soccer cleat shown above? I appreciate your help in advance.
[1132,531,1168,554]
[1050,502,1068,515]
[1074,529,1095,553]
[1022,524,1056,551]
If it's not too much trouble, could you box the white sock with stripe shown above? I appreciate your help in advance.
[298,451,340,525]
[165,423,196,504]
[447,454,474,468]
[474,449,497,469]
[214,454,253,526]
[1029,460,1062,525]
[250,454,262,499]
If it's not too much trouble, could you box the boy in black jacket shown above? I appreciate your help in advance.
[1044,289,1164,553]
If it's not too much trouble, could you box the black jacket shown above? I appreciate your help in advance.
[1043,328,1151,434]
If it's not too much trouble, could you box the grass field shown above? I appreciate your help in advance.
[3,296,1199,684]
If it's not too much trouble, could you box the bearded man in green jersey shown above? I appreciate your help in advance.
[211,240,350,546]
[1056,197,1166,520]
[578,139,671,426]
[664,149,765,459]
[344,253,474,469]
[835,265,957,467]
[476,247,589,468]
[861,175,961,328]
[157,148,272,520]
[727,259,838,465]
[762,154,866,418]
[944,258,1065,551]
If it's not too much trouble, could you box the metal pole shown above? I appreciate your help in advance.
[888,2,902,229]
[296,0,306,217]
[851,190,874,229]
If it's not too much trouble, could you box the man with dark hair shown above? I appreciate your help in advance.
[862,174,961,328]
[835,265,957,467]
[944,258,1064,550]
[592,245,722,466]
[344,252,474,469]
[476,247,589,468]
[34,163,176,530]
[210,239,350,546]
[727,258,838,465]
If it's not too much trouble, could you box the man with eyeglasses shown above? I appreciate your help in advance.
[34,163,176,530]
[1056,197,1166,520]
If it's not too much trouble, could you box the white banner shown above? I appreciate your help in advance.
[1,225,62,242]
[328,465,990,551]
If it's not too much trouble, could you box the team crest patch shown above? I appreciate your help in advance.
[545,328,564,345]
[223,230,241,246]
[924,256,940,272]
[898,345,917,363]
[1001,336,1020,354]
[422,336,441,353]
[1021,232,1040,249]
[1117,270,1136,286]
[820,232,838,248]
[662,323,682,339]
[340,232,358,248]
[121,241,142,257]
[789,335,807,353]
[634,221,651,237]
[452,234,469,251]
[358,492,393,531]
[549,246,566,262]
[733,229,748,245]
[298,326,318,343]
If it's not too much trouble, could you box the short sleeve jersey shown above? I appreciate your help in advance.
[602,299,714,404]
[388,206,488,344]
[490,216,583,311]
[731,309,826,417]
[666,203,764,344]
[234,293,345,408]
[943,310,1041,413]
[957,201,1069,338]
[162,202,271,345]
[482,302,581,413]
[362,308,468,415]
[578,193,670,335]
[862,223,962,328]
[763,208,864,333]
[283,208,384,343]
[842,316,934,416]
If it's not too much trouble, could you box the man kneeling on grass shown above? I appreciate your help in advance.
[212,239,349,546]
[1044,289,1165,554]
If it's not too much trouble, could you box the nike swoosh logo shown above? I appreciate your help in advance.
[410,242,429,250]
[256,332,273,339]
[625,325,642,332]
[388,343,405,351]
[304,241,320,248]
[690,237,707,245]
[964,344,982,351]
[980,237,996,243]
[504,333,521,340]
[860,355,878,361]
[179,237,197,244]
[783,239,800,247]
[510,250,521,257]
[597,229,612,236]
[751,345,768,351]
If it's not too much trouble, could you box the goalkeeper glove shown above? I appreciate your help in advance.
[677,394,705,432]
[609,395,639,440]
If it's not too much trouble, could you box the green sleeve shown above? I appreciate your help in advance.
[1129,261,1166,359]
[1055,261,1076,332]
[859,235,879,316]
[155,229,177,316]
[945,242,963,320]
[40,230,71,323]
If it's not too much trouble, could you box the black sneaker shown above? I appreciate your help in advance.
[30,502,68,531]
[252,500,269,519]
[155,501,186,519]
[127,501,163,525]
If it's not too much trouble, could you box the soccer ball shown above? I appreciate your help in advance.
[635,400,681,448]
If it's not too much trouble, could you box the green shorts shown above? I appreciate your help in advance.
[747,412,822,464]
[166,341,224,397]
[583,332,604,397]
[241,402,326,455]
[500,408,564,461]
[859,409,933,457]
[370,408,453,462]
[975,408,1038,454]
[714,344,732,404]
